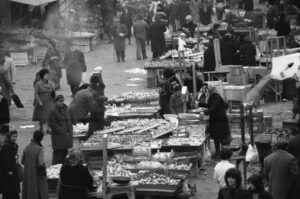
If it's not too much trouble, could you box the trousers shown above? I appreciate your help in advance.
[136,38,147,59]
[116,50,125,61]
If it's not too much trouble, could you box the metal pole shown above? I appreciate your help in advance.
[240,103,245,144]
[249,105,254,146]
[192,64,197,94]
[102,134,108,199]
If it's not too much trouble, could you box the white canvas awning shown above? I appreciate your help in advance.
[271,53,300,80]
[10,0,58,6]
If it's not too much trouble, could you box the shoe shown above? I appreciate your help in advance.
[137,58,141,60]
[122,59,125,62]
[117,60,120,62]
[143,56,148,59]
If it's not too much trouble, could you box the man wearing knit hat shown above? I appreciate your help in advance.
[48,94,73,165]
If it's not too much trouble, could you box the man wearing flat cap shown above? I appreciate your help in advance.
[48,94,73,165]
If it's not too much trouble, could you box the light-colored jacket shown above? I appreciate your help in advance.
[4,57,16,84]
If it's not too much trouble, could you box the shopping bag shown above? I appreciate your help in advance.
[11,93,24,108]
[245,144,259,162]
[204,144,212,161]
[17,162,23,182]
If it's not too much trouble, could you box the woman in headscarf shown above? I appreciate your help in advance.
[58,149,95,199]
[239,36,256,66]
[0,131,20,199]
[22,130,48,199]
[204,86,230,158]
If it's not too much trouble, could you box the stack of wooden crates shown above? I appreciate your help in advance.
[228,65,248,85]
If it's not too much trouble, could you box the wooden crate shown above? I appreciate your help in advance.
[147,77,156,88]
[229,65,244,76]
[223,85,252,101]
[228,74,249,85]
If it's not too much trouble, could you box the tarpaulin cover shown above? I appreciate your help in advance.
[10,0,57,6]
[271,53,300,80]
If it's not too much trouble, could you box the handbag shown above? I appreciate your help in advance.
[11,93,24,108]
[17,162,23,182]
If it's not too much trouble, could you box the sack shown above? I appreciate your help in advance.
[17,162,23,182]
[203,144,211,161]
[245,144,259,162]
[255,46,261,61]
[11,93,24,108]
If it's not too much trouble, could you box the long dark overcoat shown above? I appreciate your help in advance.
[149,22,166,54]
[287,134,300,199]
[239,42,256,66]
[63,50,87,86]
[111,24,128,51]
[264,150,299,199]
[48,104,73,150]
[22,140,49,199]
[0,139,20,195]
[204,93,229,141]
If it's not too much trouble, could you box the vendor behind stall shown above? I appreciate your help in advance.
[180,15,197,38]
[239,36,257,66]
[158,68,182,117]
[190,83,209,109]
[170,85,185,114]
[58,149,95,199]
[183,69,203,95]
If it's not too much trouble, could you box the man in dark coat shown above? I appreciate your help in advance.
[239,36,256,66]
[288,133,300,199]
[111,18,128,62]
[203,41,216,72]
[133,14,148,60]
[275,13,291,37]
[120,7,133,45]
[220,34,235,65]
[204,86,230,157]
[264,141,299,199]
[0,87,9,134]
[48,95,73,165]
[149,15,166,59]
[177,0,190,27]
[63,44,87,96]
[168,0,178,31]
[42,40,62,90]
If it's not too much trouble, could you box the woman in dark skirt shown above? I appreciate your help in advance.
[0,87,10,134]
[0,131,21,199]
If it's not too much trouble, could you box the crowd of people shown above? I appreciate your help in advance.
[1,0,300,199]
